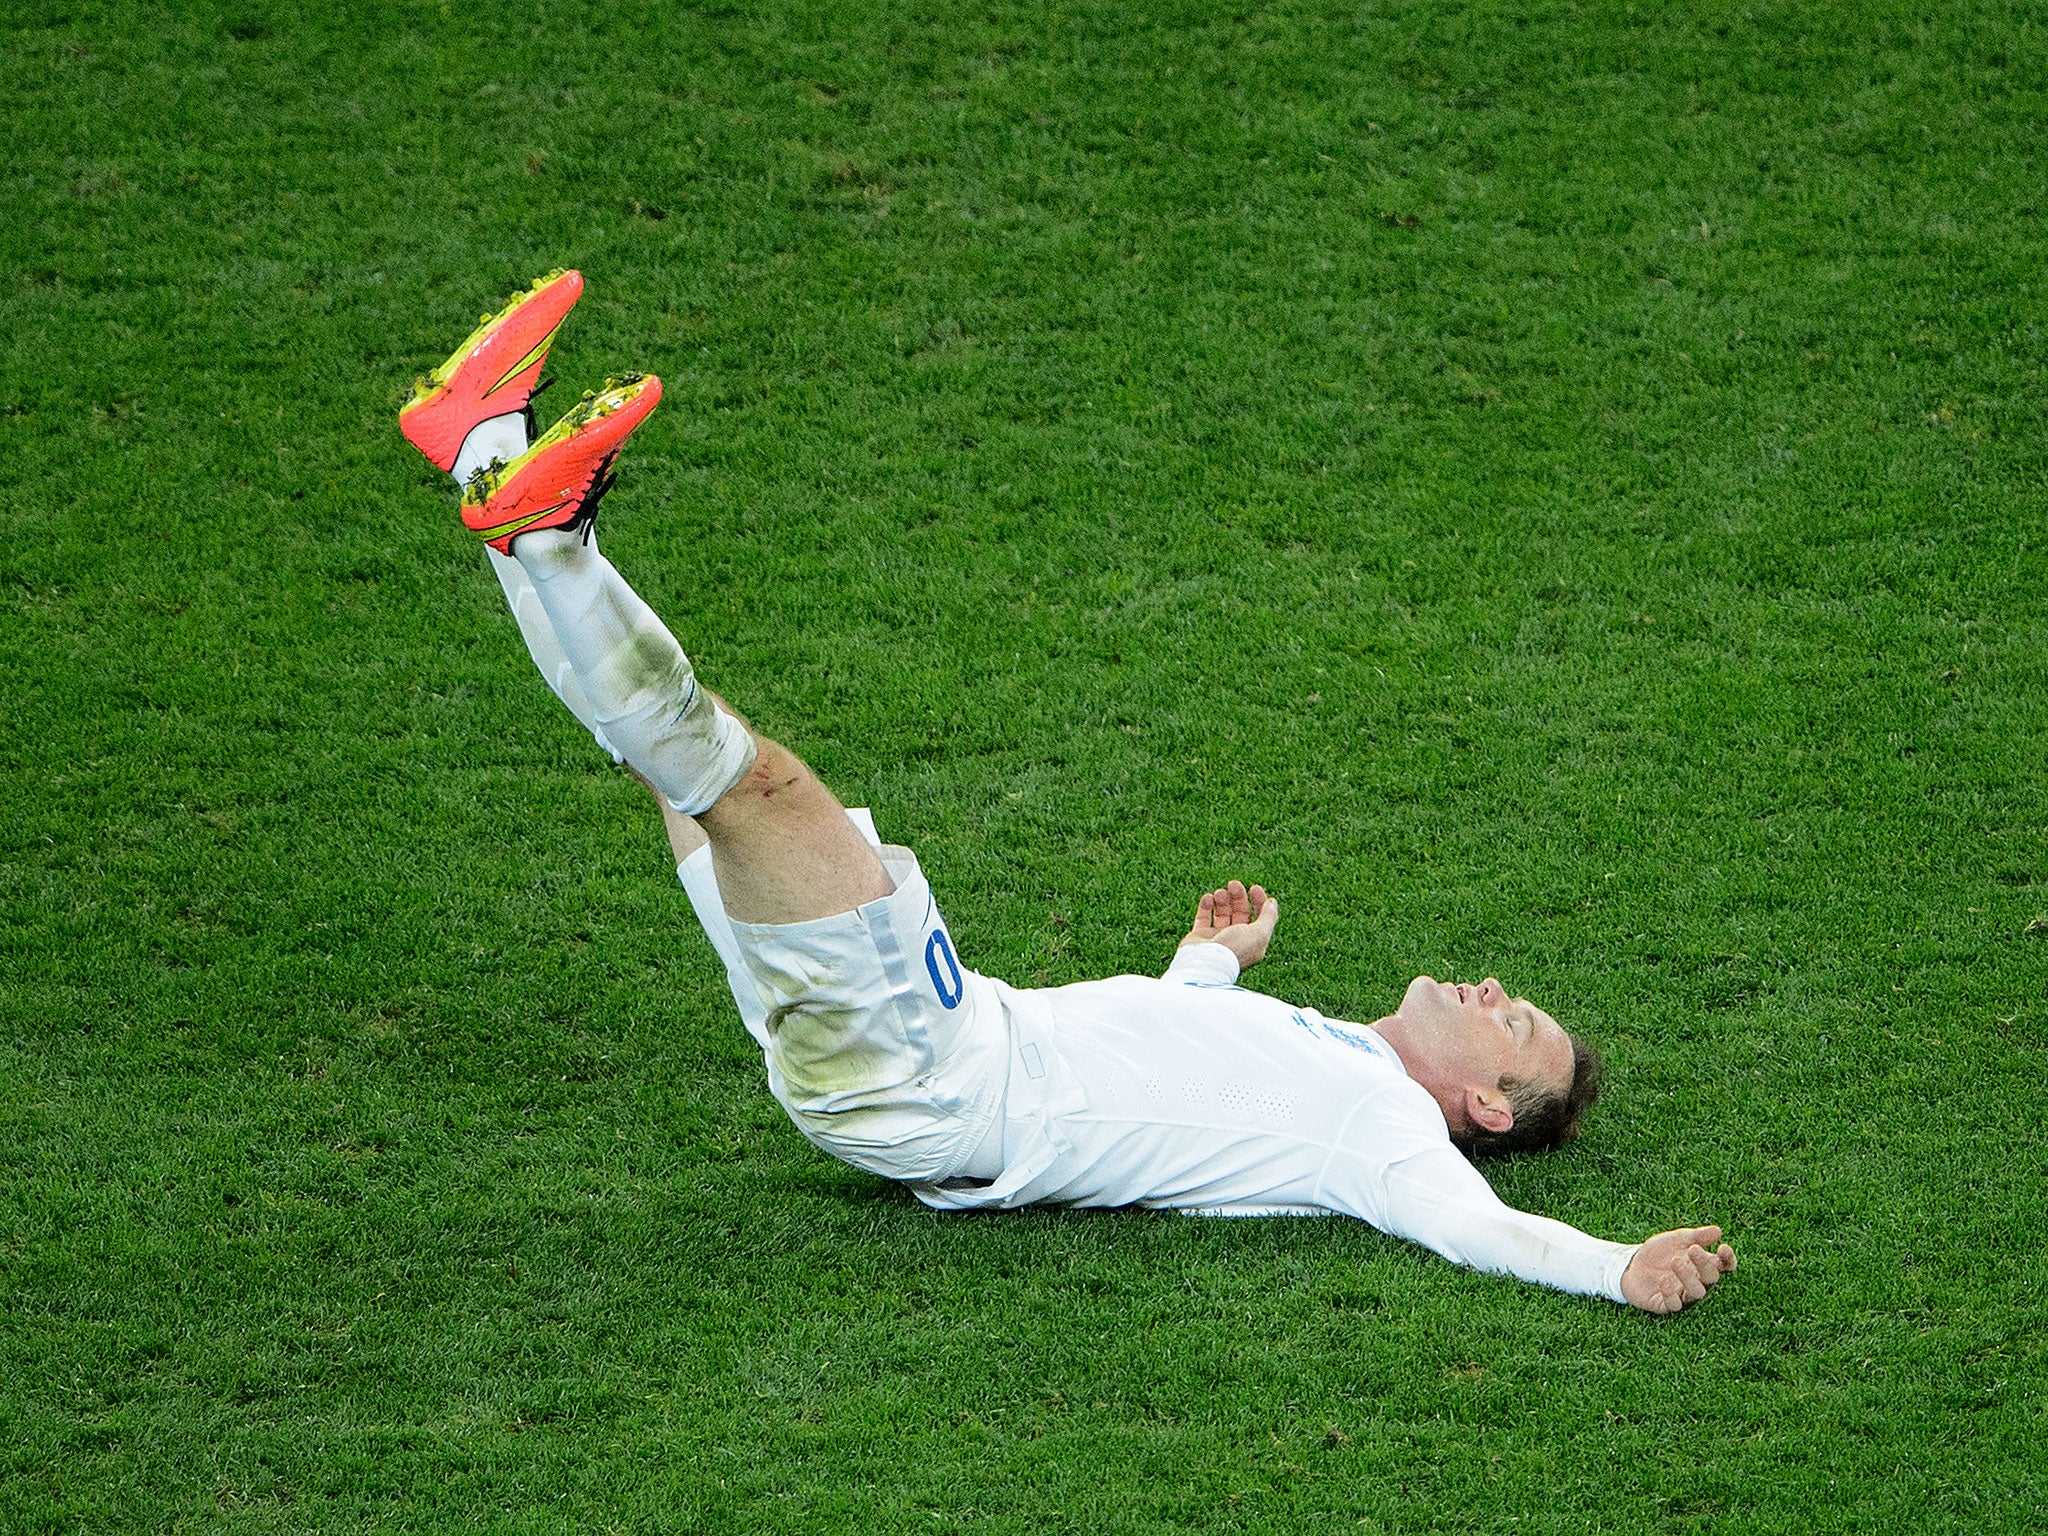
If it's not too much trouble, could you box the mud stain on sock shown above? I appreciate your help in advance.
[588,613,698,726]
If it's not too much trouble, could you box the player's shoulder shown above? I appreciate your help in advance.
[1385,1070,1453,1138]
[1281,1012,1447,1126]
[1329,1101,1456,1187]
[1352,1048,1446,1114]
[1330,1048,1456,1157]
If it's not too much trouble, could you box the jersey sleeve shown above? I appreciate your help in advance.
[1314,1090,1638,1303]
[1374,1144,1638,1303]
[1161,942,1242,987]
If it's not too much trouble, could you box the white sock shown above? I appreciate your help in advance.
[452,412,621,763]
[450,412,529,487]
[513,528,757,815]
[484,547,622,763]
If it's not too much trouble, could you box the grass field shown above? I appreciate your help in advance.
[4,1,2044,1530]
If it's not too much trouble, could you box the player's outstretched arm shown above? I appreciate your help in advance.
[1369,1151,1740,1312]
[1177,879,1279,970]
[1619,1226,1738,1315]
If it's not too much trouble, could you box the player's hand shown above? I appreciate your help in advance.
[1179,880,1279,969]
[1620,1226,1738,1315]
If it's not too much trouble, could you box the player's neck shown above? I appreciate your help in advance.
[1370,1014,1417,1073]
[1371,1016,1472,1132]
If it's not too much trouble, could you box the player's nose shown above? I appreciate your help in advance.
[1478,978,1505,1007]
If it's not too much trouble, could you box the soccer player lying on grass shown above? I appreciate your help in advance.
[400,273,1737,1316]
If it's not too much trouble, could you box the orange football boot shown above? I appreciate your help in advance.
[399,269,584,472]
[459,374,662,554]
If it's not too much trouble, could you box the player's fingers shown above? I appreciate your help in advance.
[1639,1267,1675,1314]
[1254,895,1280,933]
[1226,880,1249,925]
[1678,1257,1708,1302]
[1249,884,1268,914]
[1718,1243,1737,1274]
[1196,892,1216,930]
[1664,1252,1699,1297]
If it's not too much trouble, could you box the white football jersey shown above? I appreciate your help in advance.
[916,945,1637,1302]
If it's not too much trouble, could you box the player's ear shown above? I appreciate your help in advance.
[1466,1084,1514,1135]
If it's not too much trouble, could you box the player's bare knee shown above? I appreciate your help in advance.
[744,739,812,798]
[697,736,802,817]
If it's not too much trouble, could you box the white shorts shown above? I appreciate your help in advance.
[679,823,1010,1185]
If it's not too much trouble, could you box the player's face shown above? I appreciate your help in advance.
[1397,975,1575,1096]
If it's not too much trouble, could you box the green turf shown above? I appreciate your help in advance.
[4,0,2044,1529]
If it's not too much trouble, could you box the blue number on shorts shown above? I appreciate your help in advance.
[925,930,964,1010]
